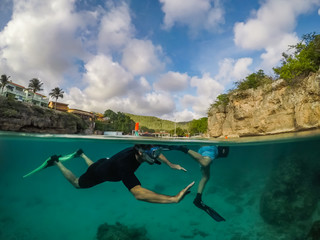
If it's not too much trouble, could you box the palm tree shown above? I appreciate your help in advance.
[28,78,43,101]
[1,74,10,95]
[49,87,64,110]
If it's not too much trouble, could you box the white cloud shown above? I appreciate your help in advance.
[161,109,202,122]
[142,92,176,115]
[121,39,165,76]
[215,58,252,84]
[64,87,89,109]
[0,0,88,90]
[260,33,298,69]
[233,0,320,69]
[65,87,176,117]
[318,8,320,15]
[159,0,224,34]
[83,54,134,100]
[139,77,152,91]
[154,71,189,91]
[97,1,134,53]
[181,73,224,115]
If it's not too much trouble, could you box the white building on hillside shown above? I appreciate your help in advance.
[1,82,49,107]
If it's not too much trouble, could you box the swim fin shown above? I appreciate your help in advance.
[23,149,84,178]
[23,155,60,178]
[59,149,84,162]
[194,199,225,222]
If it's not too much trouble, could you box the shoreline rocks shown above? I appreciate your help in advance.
[0,96,93,134]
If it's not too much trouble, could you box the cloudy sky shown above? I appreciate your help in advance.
[0,0,319,121]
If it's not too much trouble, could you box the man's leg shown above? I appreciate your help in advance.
[80,153,94,167]
[187,150,212,168]
[197,160,211,194]
[57,149,94,167]
[54,161,80,188]
[46,152,94,189]
[187,151,211,196]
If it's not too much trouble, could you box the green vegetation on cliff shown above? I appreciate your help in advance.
[235,69,273,91]
[211,32,320,112]
[188,117,208,135]
[273,33,320,84]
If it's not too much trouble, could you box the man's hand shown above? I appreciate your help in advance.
[158,154,187,172]
[130,181,195,204]
[171,164,187,172]
[174,181,195,203]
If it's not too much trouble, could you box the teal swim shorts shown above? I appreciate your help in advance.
[198,146,218,160]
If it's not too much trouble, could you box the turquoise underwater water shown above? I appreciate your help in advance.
[0,131,320,240]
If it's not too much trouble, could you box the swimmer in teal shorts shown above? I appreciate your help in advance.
[167,145,229,222]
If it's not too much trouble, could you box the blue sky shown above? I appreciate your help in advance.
[0,0,319,121]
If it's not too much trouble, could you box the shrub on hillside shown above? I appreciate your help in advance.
[273,32,320,85]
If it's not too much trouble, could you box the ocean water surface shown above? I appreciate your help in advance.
[1,131,320,240]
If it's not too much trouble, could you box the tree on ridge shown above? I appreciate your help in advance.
[49,87,64,110]
[28,78,43,101]
[1,74,10,94]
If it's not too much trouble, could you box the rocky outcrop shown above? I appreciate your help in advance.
[307,221,320,240]
[208,70,320,137]
[0,96,93,134]
[260,155,318,226]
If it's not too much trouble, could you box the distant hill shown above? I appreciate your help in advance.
[125,113,189,132]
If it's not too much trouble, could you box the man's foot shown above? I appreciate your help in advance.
[45,155,60,168]
[74,149,84,158]
[193,196,206,209]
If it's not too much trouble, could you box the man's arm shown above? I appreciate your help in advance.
[130,181,194,203]
[158,154,187,172]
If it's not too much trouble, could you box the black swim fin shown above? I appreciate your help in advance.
[194,199,225,222]
[45,155,61,168]
[203,204,225,222]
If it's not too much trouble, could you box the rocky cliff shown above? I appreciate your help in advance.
[208,70,320,138]
[0,96,93,134]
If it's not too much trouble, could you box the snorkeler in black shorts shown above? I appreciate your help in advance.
[47,144,194,204]
[78,147,142,190]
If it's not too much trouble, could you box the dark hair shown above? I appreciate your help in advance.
[217,146,229,158]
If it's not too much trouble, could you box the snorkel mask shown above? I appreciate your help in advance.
[141,147,162,165]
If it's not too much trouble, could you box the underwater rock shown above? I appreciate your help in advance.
[306,220,320,240]
[181,229,210,239]
[260,155,318,226]
[96,222,149,240]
